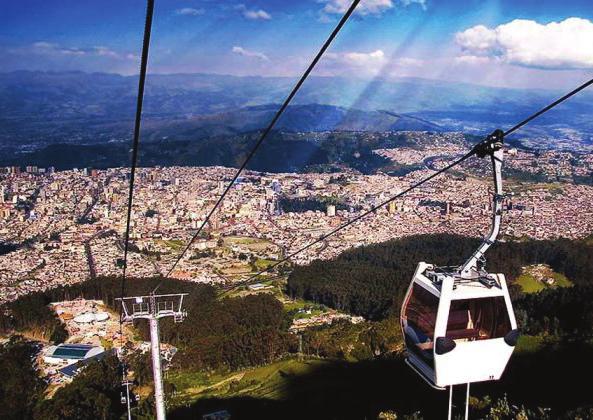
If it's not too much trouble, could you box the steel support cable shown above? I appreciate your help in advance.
[119,0,155,335]
[237,75,593,286]
[165,0,362,278]
[504,77,593,137]
[237,149,475,286]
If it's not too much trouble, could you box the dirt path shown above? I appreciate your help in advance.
[182,372,246,396]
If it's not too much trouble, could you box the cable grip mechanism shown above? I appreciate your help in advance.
[472,129,505,158]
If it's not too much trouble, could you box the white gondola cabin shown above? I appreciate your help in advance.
[400,130,519,390]
[401,263,518,389]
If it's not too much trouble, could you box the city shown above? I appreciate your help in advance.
[1,131,592,304]
[3,0,593,418]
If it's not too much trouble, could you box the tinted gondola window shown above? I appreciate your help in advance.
[403,284,439,364]
[446,297,511,341]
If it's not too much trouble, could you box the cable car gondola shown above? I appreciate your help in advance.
[400,130,519,390]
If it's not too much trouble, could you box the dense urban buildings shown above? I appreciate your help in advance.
[1,132,592,304]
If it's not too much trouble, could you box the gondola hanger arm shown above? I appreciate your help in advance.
[459,129,505,277]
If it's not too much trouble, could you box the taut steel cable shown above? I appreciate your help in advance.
[119,0,155,332]
[165,0,362,279]
[237,75,593,286]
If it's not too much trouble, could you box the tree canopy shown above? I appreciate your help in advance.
[287,234,593,320]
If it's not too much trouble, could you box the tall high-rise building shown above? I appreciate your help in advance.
[388,201,396,214]
[271,179,282,193]
[327,204,336,217]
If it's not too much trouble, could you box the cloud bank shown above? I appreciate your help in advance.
[319,0,425,17]
[231,46,269,61]
[456,17,593,69]
[326,49,386,67]
[175,8,205,16]
[235,4,271,20]
[321,0,393,16]
[31,42,134,60]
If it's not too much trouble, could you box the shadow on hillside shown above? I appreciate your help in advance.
[169,343,593,420]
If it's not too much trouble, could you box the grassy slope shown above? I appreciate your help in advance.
[170,358,330,405]
[516,266,573,294]
[516,273,546,293]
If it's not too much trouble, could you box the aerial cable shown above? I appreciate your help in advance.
[448,385,453,420]
[465,383,470,420]
[504,76,593,137]
[118,0,155,339]
[238,148,476,285]
[164,0,362,278]
[236,75,593,286]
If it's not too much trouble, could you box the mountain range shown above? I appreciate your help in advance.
[1,70,592,160]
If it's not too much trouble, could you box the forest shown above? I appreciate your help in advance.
[2,234,593,418]
[0,337,46,419]
[0,336,136,420]
[0,276,294,371]
[287,233,593,324]
[0,130,414,174]
[0,277,296,420]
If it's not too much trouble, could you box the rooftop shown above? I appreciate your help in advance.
[47,343,104,360]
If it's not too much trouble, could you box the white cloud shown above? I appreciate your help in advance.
[94,46,119,58]
[244,9,271,20]
[318,0,425,17]
[31,42,136,60]
[401,0,427,11]
[455,25,498,54]
[322,49,388,76]
[396,57,423,67]
[326,49,386,66]
[321,50,425,77]
[175,8,205,16]
[456,17,593,69]
[232,46,269,61]
[454,55,492,65]
[33,42,85,56]
[32,41,57,49]
[344,49,385,65]
[235,4,271,20]
[320,0,393,16]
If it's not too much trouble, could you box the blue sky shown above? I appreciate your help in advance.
[2,0,593,88]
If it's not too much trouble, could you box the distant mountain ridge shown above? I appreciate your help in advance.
[141,104,443,140]
[0,130,454,174]
[2,70,585,117]
[1,70,592,153]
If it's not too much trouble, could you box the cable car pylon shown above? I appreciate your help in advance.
[117,293,188,420]
[400,130,519,418]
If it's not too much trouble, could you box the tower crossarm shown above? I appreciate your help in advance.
[116,293,188,322]
[115,292,188,420]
